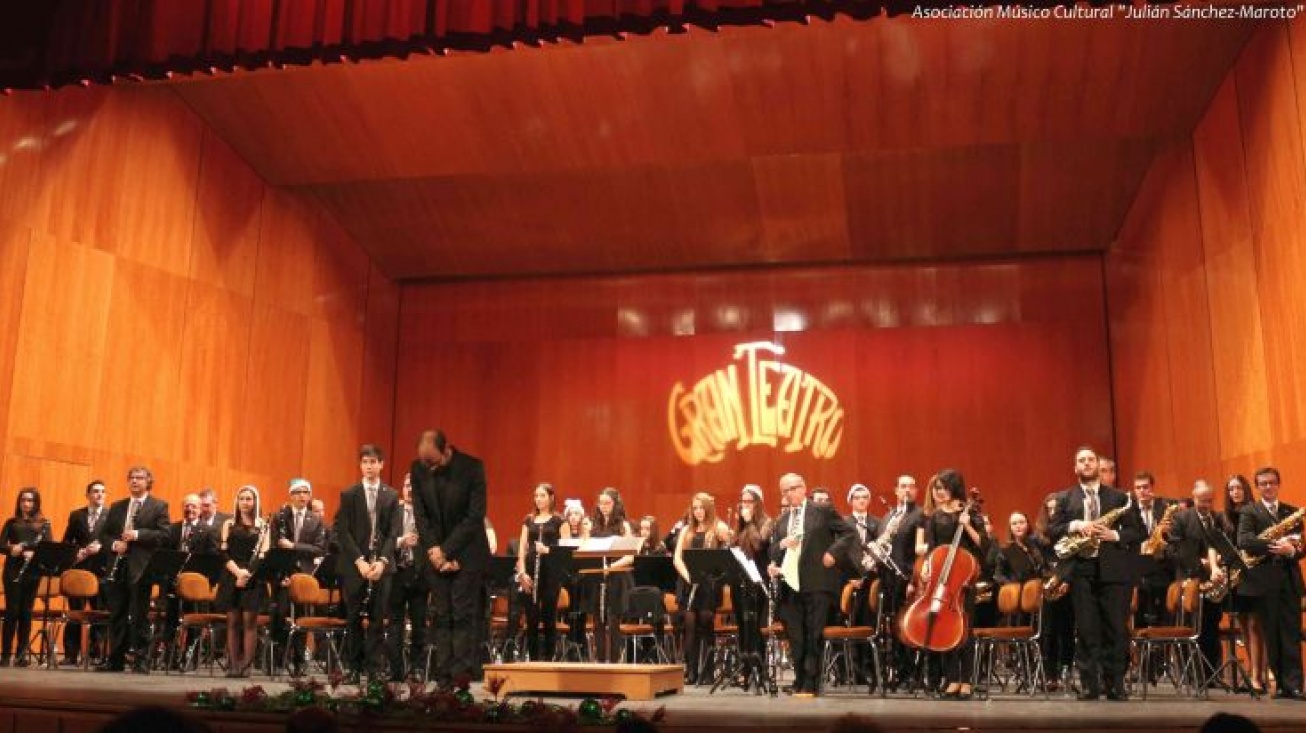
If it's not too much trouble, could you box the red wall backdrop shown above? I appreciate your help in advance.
[395,256,1114,540]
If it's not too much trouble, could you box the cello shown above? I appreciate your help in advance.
[898,488,982,653]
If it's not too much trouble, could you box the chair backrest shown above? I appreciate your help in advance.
[1164,580,1183,616]
[995,582,1022,616]
[625,585,665,623]
[60,568,99,599]
[287,573,321,605]
[663,592,679,616]
[176,572,214,603]
[1019,578,1043,616]
[867,579,881,615]
[718,584,733,615]
[489,593,510,618]
[557,587,570,612]
[840,581,857,617]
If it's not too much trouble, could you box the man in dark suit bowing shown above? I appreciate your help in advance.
[1048,447,1144,701]
[61,479,110,666]
[767,472,851,697]
[335,445,399,683]
[410,429,490,689]
[97,466,171,674]
[1237,466,1304,700]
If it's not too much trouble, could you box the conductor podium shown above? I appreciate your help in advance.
[484,536,683,700]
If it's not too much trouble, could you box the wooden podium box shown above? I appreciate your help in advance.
[482,662,683,701]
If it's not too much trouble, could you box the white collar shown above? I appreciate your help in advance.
[1081,482,1100,494]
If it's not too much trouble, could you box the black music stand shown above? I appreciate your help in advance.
[181,553,225,585]
[1202,528,1256,696]
[26,541,78,669]
[252,548,300,584]
[634,555,677,593]
[683,548,775,696]
[140,550,187,669]
[544,546,603,661]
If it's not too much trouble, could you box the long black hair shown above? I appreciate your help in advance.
[12,486,43,524]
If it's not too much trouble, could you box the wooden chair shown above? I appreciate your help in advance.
[55,569,111,670]
[819,580,879,695]
[172,572,225,675]
[1132,579,1205,699]
[282,573,347,677]
[618,585,670,663]
[971,580,1046,699]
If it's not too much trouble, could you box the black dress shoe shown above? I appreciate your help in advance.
[95,662,125,673]
[131,661,151,675]
[1076,689,1101,701]
[1273,688,1303,699]
[1106,687,1128,701]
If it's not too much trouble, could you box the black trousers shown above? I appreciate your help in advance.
[386,565,428,676]
[427,565,484,686]
[105,575,153,665]
[779,588,833,692]
[1069,560,1131,693]
[521,571,559,662]
[1197,599,1223,676]
[342,571,391,675]
[1,575,39,658]
[1254,570,1304,693]
[1041,594,1076,681]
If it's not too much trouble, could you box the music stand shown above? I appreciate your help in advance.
[181,554,226,585]
[26,541,78,669]
[683,548,775,696]
[634,555,677,593]
[543,546,603,661]
[139,550,188,669]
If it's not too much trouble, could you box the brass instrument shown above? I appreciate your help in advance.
[1140,502,1181,556]
[1042,573,1070,601]
[862,503,908,579]
[1203,507,1304,602]
[1054,499,1133,560]
[1200,568,1239,603]
[974,580,994,604]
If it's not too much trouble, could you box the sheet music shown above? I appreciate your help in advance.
[731,547,764,584]
[579,537,614,552]
[558,538,582,548]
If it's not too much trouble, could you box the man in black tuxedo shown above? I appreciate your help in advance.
[61,479,110,666]
[387,472,428,682]
[335,446,399,682]
[767,472,851,697]
[1048,447,1144,700]
[197,488,231,532]
[837,483,882,686]
[411,429,490,688]
[1130,472,1177,634]
[1166,481,1226,677]
[878,475,922,690]
[270,478,327,673]
[161,493,219,653]
[97,466,171,674]
[1237,466,1304,700]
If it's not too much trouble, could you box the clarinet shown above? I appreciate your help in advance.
[359,528,381,622]
[173,525,196,590]
[14,523,46,583]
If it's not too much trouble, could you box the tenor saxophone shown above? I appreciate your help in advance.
[1140,502,1181,556]
[1054,499,1133,560]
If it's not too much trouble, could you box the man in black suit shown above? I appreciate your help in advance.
[387,471,428,681]
[270,478,327,673]
[197,488,231,532]
[1130,472,1177,633]
[160,493,219,653]
[335,446,399,682]
[411,429,490,688]
[1237,466,1304,700]
[61,479,110,666]
[97,466,171,674]
[767,472,852,697]
[1165,480,1226,678]
[837,483,881,686]
[1048,447,1144,701]
[878,474,923,691]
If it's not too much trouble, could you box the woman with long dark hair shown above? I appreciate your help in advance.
[1224,474,1266,693]
[515,482,563,661]
[217,485,268,677]
[637,516,667,556]
[673,492,733,684]
[914,470,985,699]
[2,487,51,666]
[588,487,633,662]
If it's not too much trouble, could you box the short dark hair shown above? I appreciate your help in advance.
[86,480,105,495]
[127,465,154,489]
[418,429,448,452]
[358,444,384,461]
[1254,466,1281,484]
[1133,471,1155,486]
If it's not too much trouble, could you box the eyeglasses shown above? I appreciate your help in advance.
[1256,479,1279,487]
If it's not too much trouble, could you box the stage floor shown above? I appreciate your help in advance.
[0,667,1299,732]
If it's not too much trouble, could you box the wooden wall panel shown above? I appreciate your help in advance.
[359,266,400,454]
[1106,18,1306,506]
[395,257,1114,542]
[0,85,398,533]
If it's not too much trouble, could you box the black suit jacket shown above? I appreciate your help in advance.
[272,506,328,574]
[99,494,171,584]
[768,501,852,594]
[167,520,219,556]
[834,513,882,578]
[1165,508,1217,580]
[1236,501,1305,597]
[410,449,490,573]
[1132,498,1177,583]
[994,539,1049,585]
[64,506,110,572]
[1048,484,1144,584]
[334,483,399,578]
[879,503,924,572]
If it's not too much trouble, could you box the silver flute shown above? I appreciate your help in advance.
[532,544,542,605]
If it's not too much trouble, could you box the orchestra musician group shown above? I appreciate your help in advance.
[1,441,1302,704]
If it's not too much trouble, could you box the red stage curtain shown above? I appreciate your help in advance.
[2,0,910,90]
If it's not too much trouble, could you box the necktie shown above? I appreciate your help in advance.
[181,522,190,549]
[89,509,98,532]
[366,486,378,538]
[1199,513,1211,532]
[1086,490,1100,521]
[125,500,140,533]
[294,511,303,543]
[856,516,867,543]
[1143,506,1153,534]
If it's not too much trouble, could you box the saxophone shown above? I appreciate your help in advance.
[1054,499,1132,560]
[1203,507,1305,602]
[1140,502,1181,556]
[862,506,908,579]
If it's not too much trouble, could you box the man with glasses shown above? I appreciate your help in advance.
[767,473,850,697]
[61,480,110,666]
[98,466,171,674]
[1237,467,1304,700]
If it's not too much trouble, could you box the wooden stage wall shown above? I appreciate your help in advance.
[395,257,1115,538]
[0,85,399,534]
[1107,16,1306,507]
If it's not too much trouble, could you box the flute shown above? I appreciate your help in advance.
[532,543,542,605]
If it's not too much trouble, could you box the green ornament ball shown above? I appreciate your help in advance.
[578,697,602,720]
[615,708,635,723]
[455,688,475,705]
[194,692,210,705]
[294,690,316,706]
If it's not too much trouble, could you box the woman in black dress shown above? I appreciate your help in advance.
[914,470,986,699]
[588,487,633,663]
[2,488,51,666]
[637,516,667,557]
[673,491,733,683]
[1224,474,1265,692]
[732,484,775,659]
[515,482,563,661]
[218,485,268,677]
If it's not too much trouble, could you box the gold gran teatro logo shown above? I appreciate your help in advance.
[667,341,845,465]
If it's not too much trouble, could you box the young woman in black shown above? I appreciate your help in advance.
[2,487,51,666]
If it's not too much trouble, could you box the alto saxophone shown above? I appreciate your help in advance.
[1054,499,1133,560]
[1140,502,1181,556]
[1204,507,1305,602]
